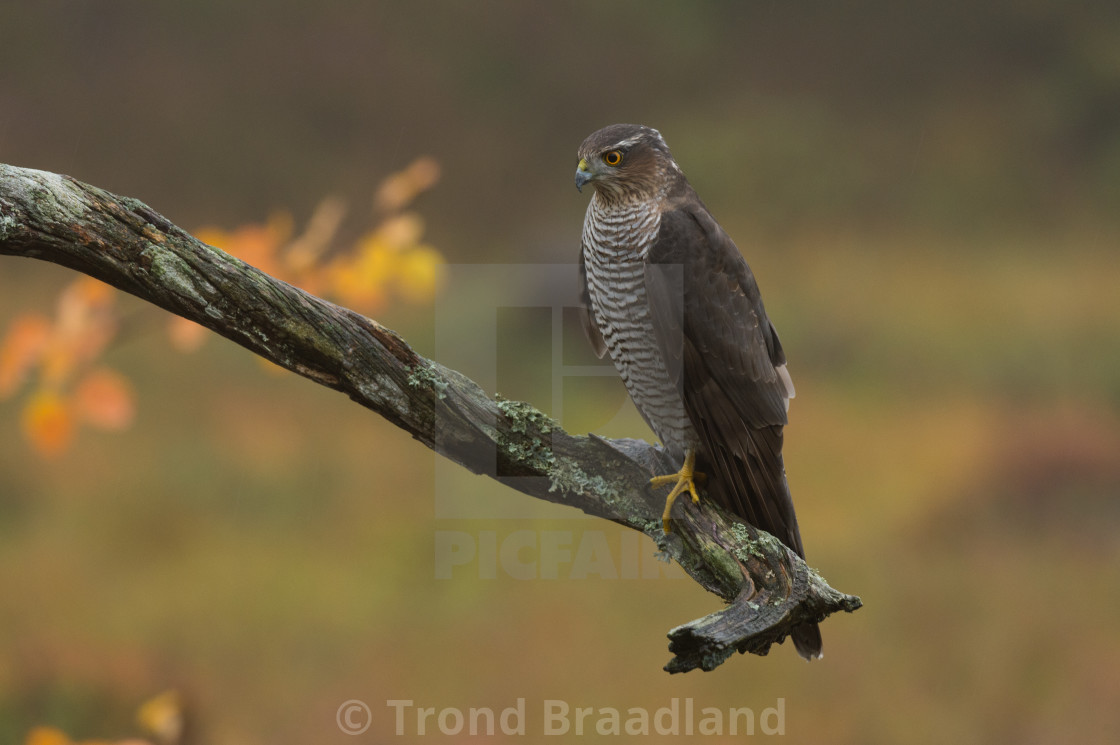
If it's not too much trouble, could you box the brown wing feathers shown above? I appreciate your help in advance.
[646,203,823,658]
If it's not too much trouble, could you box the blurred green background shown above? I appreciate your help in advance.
[2,1,1119,743]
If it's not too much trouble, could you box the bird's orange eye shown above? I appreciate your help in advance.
[602,150,623,166]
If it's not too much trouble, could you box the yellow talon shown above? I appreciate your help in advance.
[650,449,705,533]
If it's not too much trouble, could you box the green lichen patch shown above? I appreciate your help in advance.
[494,397,555,435]
[0,211,17,239]
[498,429,555,474]
[491,397,562,475]
[547,458,619,501]
[698,540,747,592]
[406,362,449,400]
[729,521,790,565]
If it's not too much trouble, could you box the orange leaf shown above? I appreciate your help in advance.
[55,277,116,338]
[167,317,209,353]
[43,277,120,388]
[22,390,75,457]
[194,216,292,278]
[0,313,51,398]
[68,276,115,308]
[192,226,233,250]
[73,369,135,431]
[326,233,391,309]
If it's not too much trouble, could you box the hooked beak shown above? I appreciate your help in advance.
[575,158,593,192]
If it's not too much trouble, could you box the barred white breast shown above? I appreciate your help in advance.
[581,193,698,458]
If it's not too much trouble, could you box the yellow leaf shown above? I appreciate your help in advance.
[331,271,386,312]
[73,369,135,431]
[328,236,398,310]
[136,689,184,745]
[22,390,74,458]
[23,726,71,745]
[394,246,446,304]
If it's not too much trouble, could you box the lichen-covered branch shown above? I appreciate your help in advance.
[0,163,860,672]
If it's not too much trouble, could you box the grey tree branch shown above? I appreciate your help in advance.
[0,164,860,672]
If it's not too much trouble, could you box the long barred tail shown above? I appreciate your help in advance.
[691,412,824,660]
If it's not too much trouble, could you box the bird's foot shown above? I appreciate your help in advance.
[650,449,705,533]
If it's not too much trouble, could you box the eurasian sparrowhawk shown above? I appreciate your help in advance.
[574,123,822,660]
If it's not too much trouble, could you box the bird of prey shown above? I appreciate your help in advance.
[574,123,822,660]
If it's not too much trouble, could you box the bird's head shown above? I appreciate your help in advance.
[575,124,678,202]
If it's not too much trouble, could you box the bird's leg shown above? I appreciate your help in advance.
[650,449,705,533]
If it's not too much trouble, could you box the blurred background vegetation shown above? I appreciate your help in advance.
[2,1,1119,743]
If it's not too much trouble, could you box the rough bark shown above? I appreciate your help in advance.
[0,164,860,672]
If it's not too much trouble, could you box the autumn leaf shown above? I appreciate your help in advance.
[375,156,440,212]
[24,723,154,745]
[136,689,184,745]
[0,313,51,398]
[41,277,118,388]
[21,389,74,457]
[194,212,293,278]
[73,368,136,430]
[376,212,425,248]
[395,245,446,304]
[187,158,444,319]
[329,232,396,310]
[5,159,447,456]
[166,317,209,353]
[284,195,347,275]
[24,727,72,745]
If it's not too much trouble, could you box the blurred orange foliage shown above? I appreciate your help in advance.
[179,156,445,351]
[22,687,181,745]
[24,726,146,745]
[1,158,444,456]
[0,277,135,458]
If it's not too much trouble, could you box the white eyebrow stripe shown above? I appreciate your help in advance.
[611,128,666,151]
[612,134,647,149]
